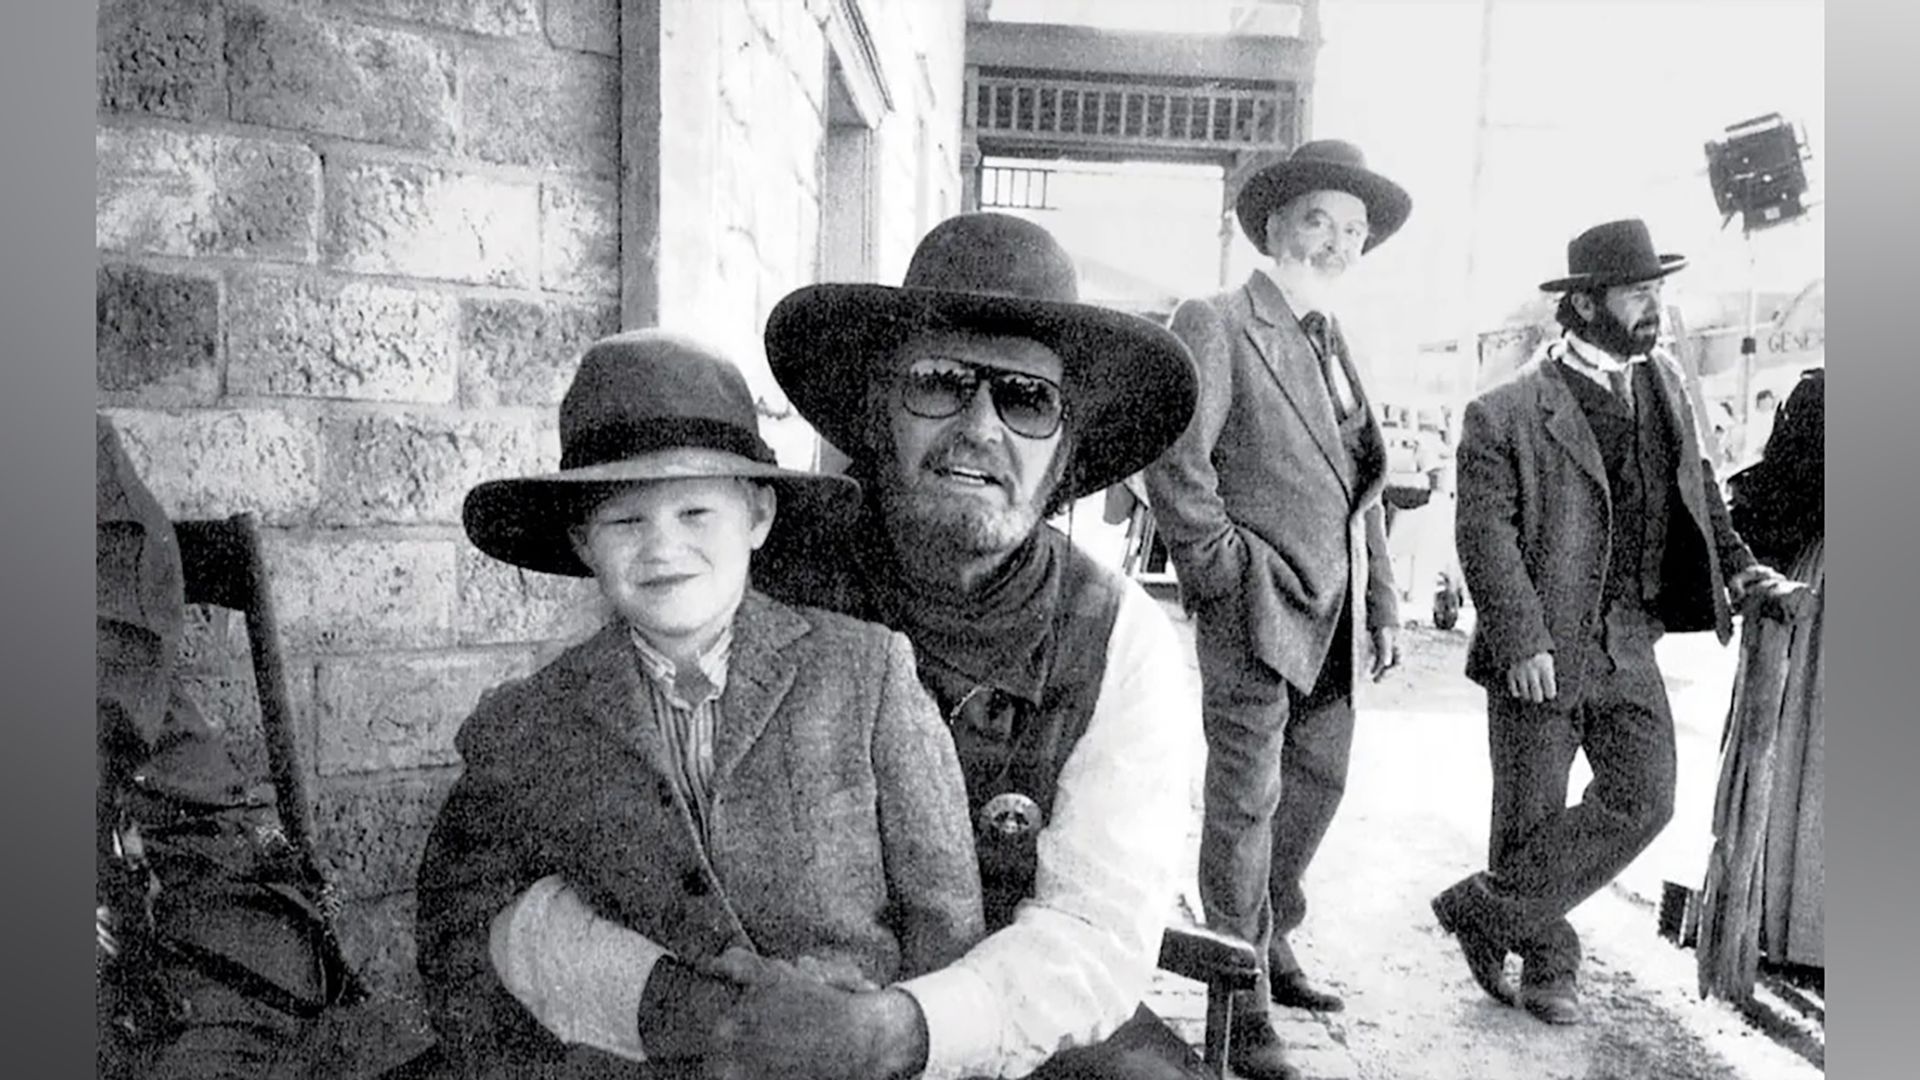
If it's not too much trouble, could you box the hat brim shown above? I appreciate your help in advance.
[463,453,862,578]
[1538,255,1688,293]
[1235,161,1413,255]
[764,284,1196,503]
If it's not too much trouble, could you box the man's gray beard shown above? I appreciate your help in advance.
[878,475,1043,560]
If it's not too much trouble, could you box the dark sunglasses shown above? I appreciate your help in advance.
[897,356,1066,440]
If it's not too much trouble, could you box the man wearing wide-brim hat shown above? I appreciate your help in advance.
[1142,138,1407,1078]
[1431,219,1787,1026]
[488,213,1218,1080]
[411,329,985,1075]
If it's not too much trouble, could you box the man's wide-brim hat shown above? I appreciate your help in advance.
[1234,139,1412,255]
[463,329,860,578]
[762,212,1197,504]
[1539,218,1687,293]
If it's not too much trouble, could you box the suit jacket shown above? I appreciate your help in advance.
[1144,271,1398,692]
[1456,348,1757,702]
[414,592,984,1072]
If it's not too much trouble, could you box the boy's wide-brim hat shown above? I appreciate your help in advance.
[462,329,860,578]
[1539,218,1688,292]
[1234,139,1412,255]
[762,212,1196,503]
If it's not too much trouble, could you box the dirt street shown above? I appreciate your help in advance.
[1149,601,1824,1080]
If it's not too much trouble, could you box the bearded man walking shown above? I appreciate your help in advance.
[1431,218,1786,1026]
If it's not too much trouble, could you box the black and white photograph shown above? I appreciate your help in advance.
[90,1,1826,1077]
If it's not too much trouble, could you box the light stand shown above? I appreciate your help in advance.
[1703,113,1811,436]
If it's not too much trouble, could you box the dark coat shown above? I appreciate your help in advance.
[1456,349,1757,702]
[413,593,984,1073]
[1729,368,1825,567]
[1143,272,1397,692]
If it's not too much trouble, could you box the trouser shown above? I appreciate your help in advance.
[1194,595,1355,1017]
[1440,603,1677,988]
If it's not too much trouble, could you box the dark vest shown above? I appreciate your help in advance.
[920,542,1119,931]
[844,529,1121,932]
[1556,358,1701,622]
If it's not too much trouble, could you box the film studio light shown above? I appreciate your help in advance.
[1704,113,1811,233]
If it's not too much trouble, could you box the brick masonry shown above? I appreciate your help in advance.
[96,0,229,123]
[315,409,554,526]
[227,271,462,403]
[315,772,456,901]
[316,648,539,776]
[96,263,221,403]
[98,0,969,1007]
[226,4,459,153]
[96,125,321,262]
[458,294,618,407]
[322,157,542,287]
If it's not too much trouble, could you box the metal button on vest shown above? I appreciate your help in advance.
[978,792,1044,839]
[681,868,710,895]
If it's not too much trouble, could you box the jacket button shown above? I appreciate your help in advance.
[682,868,710,896]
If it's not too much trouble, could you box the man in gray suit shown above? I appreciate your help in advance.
[1143,139,1408,1079]
[1430,219,1785,1026]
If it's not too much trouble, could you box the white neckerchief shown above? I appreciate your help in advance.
[1557,330,1643,393]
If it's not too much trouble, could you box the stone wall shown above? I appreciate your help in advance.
[96,0,965,996]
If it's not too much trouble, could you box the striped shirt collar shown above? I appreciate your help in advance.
[627,624,732,709]
[1561,330,1642,377]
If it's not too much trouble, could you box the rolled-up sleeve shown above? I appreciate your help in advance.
[489,875,668,1061]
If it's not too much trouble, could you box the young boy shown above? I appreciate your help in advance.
[413,330,983,1075]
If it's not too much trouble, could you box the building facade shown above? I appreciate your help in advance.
[96,0,967,995]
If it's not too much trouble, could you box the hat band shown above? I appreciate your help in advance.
[561,417,775,472]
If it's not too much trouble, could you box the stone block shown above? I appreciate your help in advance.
[227,272,459,403]
[333,893,428,1001]
[226,4,457,151]
[538,180,619,296]
[269,536,457,653]
[323,157,540,287]
[96,263,221,403]
[101,407,320,524]
[315,773,454,900]
[316,649,537,776]
[456,543,605,646]
[463,44,618,175]
[458,295,616,407]
[96,0,227,121]
[327,0,540,38]
[317,411,555,526]
[543,0,617,55]
[177,663,319,786]
[96,126,320,262]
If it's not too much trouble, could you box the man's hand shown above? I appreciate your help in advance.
[795,955,881,993]
[1368,626,1401,682]
[1728,564,1788,604]
[701,949,926,1080]
[1505,652,1556,703]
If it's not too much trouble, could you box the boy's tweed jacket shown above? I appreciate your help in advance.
[414,591,984,1073]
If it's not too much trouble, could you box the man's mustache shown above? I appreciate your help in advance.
[924,440,1013,489]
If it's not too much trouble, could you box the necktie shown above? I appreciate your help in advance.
[1607,365,1635,412]
[1299,311,1354,418]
